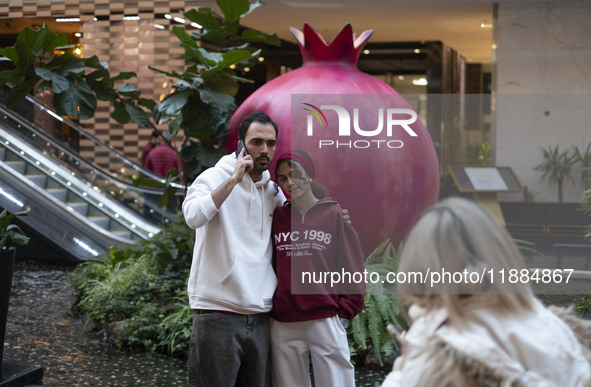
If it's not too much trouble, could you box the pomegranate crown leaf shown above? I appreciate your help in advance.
[290,23,373,64]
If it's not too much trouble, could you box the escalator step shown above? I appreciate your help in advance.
[27,174,48,187]
[6,160,26,174]
[46,179,63,189]
[67,202,89,215]
[88,216,109,229]
[46,188,67,202]
[111,230,132,240]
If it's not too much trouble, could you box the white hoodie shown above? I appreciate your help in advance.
[182,154,285,313]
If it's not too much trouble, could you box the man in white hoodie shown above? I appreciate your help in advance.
[182,111,285,387]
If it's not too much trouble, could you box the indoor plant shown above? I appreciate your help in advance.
[534,144,576,203]
[0,209,29,250]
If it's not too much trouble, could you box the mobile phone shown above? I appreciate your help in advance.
[235,139,249,157]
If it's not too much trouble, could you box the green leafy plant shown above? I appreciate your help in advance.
[573,142,591,192]
[513,238,539,254]
[581,188,591,241]
[70,218,194,355]
[158,296,193,356]
[0,209,29,250]
[574,190,591,317]
[466,140,491,166]
[348,241,408,367]
[575,295,591,317]
[0,25,152,124]
[149,0,280,177]
[534,144,576,203]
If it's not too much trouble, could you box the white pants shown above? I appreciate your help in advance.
[270,315,355,387]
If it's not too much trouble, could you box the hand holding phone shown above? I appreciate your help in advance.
[235,139,249,157]
[234,139,251,176]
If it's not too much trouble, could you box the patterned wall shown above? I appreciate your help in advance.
[1,0,200,171]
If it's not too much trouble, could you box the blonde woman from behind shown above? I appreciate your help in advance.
[382,197,591,387]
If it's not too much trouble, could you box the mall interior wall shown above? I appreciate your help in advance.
[494,0,591,203]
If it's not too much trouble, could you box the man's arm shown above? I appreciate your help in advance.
[211,150,252,209]
[182,151,253,229]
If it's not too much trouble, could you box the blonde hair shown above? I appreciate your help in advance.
[398,197,534,328]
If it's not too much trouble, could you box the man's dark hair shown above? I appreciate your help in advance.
[238,110,278,140]
[150,129,161,138]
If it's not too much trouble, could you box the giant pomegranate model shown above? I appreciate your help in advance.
[226,23,440,254]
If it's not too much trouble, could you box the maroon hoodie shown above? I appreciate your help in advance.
[271,198,365,322]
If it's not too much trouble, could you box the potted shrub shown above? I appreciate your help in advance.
[534,144,576,203]
[0,209,29,366]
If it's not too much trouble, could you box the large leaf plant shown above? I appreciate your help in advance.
[0,25,153,125]
[0,0,280,180]
[348,240,408,367]
[0,209,29,250]
[150,0,280,177]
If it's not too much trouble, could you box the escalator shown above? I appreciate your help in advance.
[0,91,183,262]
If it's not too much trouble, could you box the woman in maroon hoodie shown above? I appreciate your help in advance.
[270,150,365,387]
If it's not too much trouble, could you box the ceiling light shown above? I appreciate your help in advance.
[191,22,202,29]
[56,18,80,22]
[412,78,428,86]
[124,15,140,21]
[173,17,185,24]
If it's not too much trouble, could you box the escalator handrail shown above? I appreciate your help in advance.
[0,102,180,224]
[0,127,161,239]
[0,96,186,194]
[0,103,170,197]
[21,93,187,189]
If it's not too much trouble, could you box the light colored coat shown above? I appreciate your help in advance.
[382,298,591,387]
